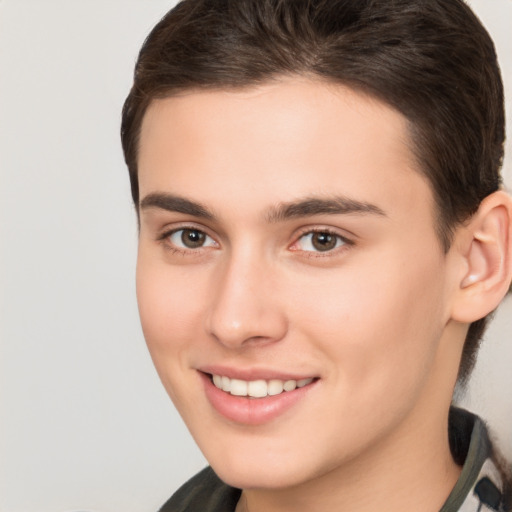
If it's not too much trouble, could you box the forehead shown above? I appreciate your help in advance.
[137,79,434,227]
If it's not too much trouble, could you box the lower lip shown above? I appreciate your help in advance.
[200,373,317,426]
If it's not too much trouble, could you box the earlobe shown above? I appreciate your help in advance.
[451,190,512,323]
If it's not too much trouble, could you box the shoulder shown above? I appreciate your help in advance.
[443,407,512,512]
[158,466,241,512]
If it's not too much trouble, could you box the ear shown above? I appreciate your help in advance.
[450,190,512,323]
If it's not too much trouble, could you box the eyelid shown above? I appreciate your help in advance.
[154,222,353,256]
[157,220,215,239]
[289,226,354,254]
[157,223,219,252]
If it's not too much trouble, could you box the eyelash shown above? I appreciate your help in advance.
[157,226,217,255]
[291,228,354,256]
[157,226,354,257]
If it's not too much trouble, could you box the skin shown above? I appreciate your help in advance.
[136,78,478,512]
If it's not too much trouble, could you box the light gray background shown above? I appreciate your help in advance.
[0,1,510,511]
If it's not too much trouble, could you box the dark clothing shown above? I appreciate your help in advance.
[160,408,507,512]
[160,467,241,512]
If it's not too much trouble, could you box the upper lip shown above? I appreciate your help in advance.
[198,365,318,382]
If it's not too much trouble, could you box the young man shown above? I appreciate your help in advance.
[121,1,512,510]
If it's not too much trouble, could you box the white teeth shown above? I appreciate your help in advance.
[283,380,297,392]
[268,379,284,396]
[221,375,231,392]
[230,379,248,396]
[248,380,268,398]
[211,375,314,397]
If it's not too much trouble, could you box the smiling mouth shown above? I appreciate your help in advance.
[210,374,316,398]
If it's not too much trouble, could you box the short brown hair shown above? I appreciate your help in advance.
[121,0,505,383]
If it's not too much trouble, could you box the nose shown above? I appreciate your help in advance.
[205,251,288,349]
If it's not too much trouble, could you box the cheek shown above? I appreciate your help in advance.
[135,255,206,366]
[290,248,447,398]
[135,255,214,417]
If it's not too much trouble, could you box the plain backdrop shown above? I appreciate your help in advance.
[0,1,511,511]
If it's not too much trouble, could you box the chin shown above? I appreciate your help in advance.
[197,433,332,491]
[212,460,309,490]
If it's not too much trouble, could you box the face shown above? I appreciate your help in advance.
[136,79,462,489]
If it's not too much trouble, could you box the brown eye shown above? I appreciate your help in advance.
[295,231,347,253]
[168,228,216,250]
[181,229,206,248]
[311,232,337,251]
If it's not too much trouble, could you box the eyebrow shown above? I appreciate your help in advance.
[140,193,215,220]
[266,196,386,222]
[139,192,386,222]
